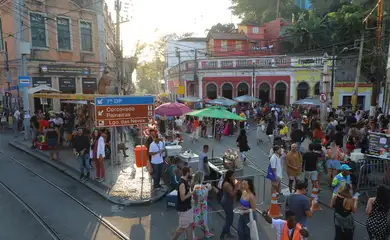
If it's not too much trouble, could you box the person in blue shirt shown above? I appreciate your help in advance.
[332,164,352,196]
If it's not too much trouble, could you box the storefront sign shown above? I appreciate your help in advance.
[33,93,97,100]
[39,64,90,76]
[32,77,52,88]
[94,96,154,127]
[59,77,76,92]
[82,78,97,93]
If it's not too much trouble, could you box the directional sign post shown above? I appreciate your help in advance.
[95,95,154,186]
[94,96,154,127]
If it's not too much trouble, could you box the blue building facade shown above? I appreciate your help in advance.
[295,0,311,9]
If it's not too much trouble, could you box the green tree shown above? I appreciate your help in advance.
[205,23,236,34]
[136,58,164,94]
[230,0,301,25]
[124,41,146,94]
[280,11,330,53]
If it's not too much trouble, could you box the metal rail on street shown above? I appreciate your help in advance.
[0,151,130,240]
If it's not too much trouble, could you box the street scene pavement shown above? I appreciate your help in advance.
[1,125,371,240]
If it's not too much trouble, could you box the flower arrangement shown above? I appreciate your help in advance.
[223,149,239,169]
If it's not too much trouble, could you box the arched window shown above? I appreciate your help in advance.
[221,83,233,99]
[206,83,217,99]
[258,82,270,104]
[314,82,320,95]
[237,82,249,97]
[297,82,309,100]
[274,82,287,105]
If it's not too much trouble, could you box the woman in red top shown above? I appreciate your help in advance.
[312,122,324,145]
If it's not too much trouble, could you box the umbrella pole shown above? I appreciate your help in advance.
[213,119,216,140]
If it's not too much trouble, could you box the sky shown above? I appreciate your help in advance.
[106,0,240,57]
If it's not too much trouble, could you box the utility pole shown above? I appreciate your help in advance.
[330,45,336,106]
[352,31,365,112]
[115,0,122,95]
[276,0,280,18]
[370,0,383,130]
[320,53,330,126]
[194,49,198,96]
[175,48,182,97]
[252,63,256,97]
[385,40,390,114]
[20,0,30,140]
[120,40,124,94]
[4,41,11,110]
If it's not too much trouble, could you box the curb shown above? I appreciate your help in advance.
[9,141,168,206]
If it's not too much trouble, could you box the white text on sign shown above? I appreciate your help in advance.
[108,118,148,126]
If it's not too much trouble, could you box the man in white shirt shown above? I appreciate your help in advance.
[261,210,309,240]
[148,137,165,190]
[13,109,20,136]
[174,117,183,131]
[270,146,283,196]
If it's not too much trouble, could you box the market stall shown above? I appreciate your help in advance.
[32,93,97,150]
[185,106,247,179]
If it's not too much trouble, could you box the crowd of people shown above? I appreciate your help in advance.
[158,101,390,240]
[9,97,388,240]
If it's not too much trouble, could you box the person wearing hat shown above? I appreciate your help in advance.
[331,164,352,196]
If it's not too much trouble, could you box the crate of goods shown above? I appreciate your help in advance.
[166,190,178,208]
[165,145,182,157]
[178,152,200,172]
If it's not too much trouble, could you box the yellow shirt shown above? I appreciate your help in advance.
[280,126,288,135]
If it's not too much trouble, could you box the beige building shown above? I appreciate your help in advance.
[0,0,117,112]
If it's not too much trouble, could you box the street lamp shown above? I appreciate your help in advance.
[330,47,349,103]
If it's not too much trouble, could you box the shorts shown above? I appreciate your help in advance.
[317,160,325,173]
[178,209,193,228]
[327,160,341,170]
[288,176,299,181]
[304,171,318,181]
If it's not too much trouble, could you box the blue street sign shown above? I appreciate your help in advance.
[18,76,31,87]
[95,95,154,106]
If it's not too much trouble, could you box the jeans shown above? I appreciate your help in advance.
[77,154,90,174]
[152,163,163,188]
[238,213,256,240]
[220,194,234,238]
[296,142,301,152]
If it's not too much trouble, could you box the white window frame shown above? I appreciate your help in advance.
[78,20,93,53]
[221,40,227,52]
[56,16,73,51]
[252,27,259,34]
[29,11,49,49]
[0,18,3,51]
[236,41,242,51]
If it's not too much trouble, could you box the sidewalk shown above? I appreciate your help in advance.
[9,132,168,206]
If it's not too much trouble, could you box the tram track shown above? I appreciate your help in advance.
[0,151,130,240]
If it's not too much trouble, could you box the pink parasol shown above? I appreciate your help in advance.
[155,102,192,117]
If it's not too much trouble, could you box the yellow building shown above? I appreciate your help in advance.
[291,70,322,102]
[332,83,372,109]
